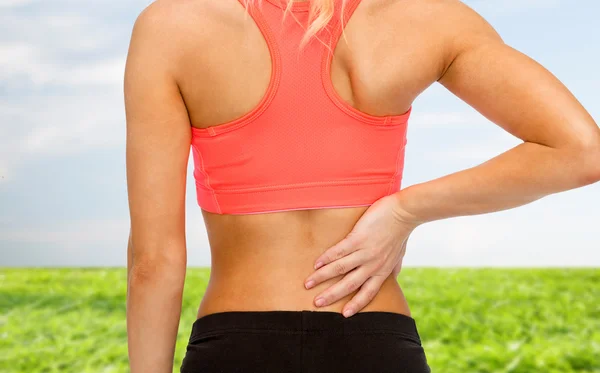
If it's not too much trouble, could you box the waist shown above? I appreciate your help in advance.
[197,270,411,319]
[198,206,411,319]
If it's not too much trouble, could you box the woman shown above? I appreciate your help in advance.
[124,0,600,372]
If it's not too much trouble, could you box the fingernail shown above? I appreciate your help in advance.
[314,262,324,270]
[315,297,325,307]
[343,309,354,317]
[305,280,315,289]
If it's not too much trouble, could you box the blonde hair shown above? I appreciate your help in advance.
[243,0,349,52]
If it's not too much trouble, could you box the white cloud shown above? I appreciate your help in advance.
[0,42,125,87]
[0,218,130,250]
[403,107,600,266]
[407,111,522,163]
[0,6,131,180]
[0,164,9,183]
[0,91,125,184]
[64,57,126,86]
[0,0,37,7]
[410,111,487,129]
[0,195,212,266]
[426,136,521,162]
[405,196,600,267]
[0,43,38,78]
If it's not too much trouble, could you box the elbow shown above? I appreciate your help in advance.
[573,137,600,186]
[129,253,186,286]
[583,157,600,186]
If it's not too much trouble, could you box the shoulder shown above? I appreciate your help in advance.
[129,0,239,52]
[385,0,504,76]
[388,0,502,45]
[132,0,245,33]
[419,1,504,53]
[393,0,500,34]
[429,0,502,42]
[131,0,212,40]
[127,0,236,78]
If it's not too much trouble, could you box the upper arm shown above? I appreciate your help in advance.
[124,4,191,265]
[436,2,599,150]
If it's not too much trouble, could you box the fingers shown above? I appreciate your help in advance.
[313,233,361,270]
[311,265,370,309]
[341,275,387,318]
[305,249,370,290]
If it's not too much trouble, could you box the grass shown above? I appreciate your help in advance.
[1,268,599,372]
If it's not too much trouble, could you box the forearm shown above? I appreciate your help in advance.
[394,141,600,224]
[127,248,186,373]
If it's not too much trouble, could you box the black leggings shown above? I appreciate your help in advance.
[180,310,431,373]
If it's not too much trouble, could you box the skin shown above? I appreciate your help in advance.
[124,0,600,371]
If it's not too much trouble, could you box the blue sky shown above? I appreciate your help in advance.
[0,0,598,267]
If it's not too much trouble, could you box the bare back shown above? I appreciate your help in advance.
[124,1,600,369]
[143,0,484,318]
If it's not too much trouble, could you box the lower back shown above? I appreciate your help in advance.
[196,206,412,318]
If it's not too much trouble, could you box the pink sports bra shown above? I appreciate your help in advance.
[190,0,412,215]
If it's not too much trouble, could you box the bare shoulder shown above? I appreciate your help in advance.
[388,0,504,78]
[134,0,241,29]
[128,0,237,58]
[363,0,504,82]
[133,0,209,38]
[401,0,502,39]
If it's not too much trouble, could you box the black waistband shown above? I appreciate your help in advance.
[189,310,421,342]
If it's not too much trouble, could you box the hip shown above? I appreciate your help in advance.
[180,309,430,373]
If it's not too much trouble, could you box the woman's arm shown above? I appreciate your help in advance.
[124,4,191,373]
[305,2,600,317]
[394,3,600,224]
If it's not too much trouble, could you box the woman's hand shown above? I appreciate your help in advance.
[303,193,422,318]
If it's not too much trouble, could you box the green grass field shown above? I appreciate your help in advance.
[1,268,598,373]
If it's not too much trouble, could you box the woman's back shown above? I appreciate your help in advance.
[125,0,584,373]
[128,0,600,371]
[161,0,459,318]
